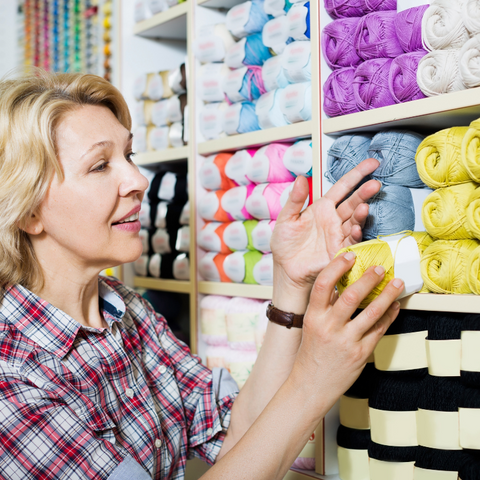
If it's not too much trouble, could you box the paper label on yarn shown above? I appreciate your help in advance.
[200,156,222,191]
[397,0,430,13]
[262,56,286,92]
[287,3,308,40]
[175,226,190,252]
[280,182,308,211]
[139,203,151,228]
[223,221,249,251]
[414,467,458,480]
[253,253,274,285]
[199,64,227,103]
[223,251,247,282]
[133,126,147,153]
[282,41,311,83]
[246,183,270,219]
[148,253,161,278]
[201,308,227,336]
[264,0,288,17]
[410,188,433,231]
[369,458,415,480]
[158,172,177,201]
[199,192,220,221]
[226,311,258,343]
[133,74,146,100]
[152,228,171,254]
[223,103,242,135]
[256,90,288,130]
[148,126,169,151]
[223,67,247,103]
[154,201,169,229]
[199,104,225,140]
[226,1,252,38]
[134,255,149,276]
[173,254,189,280]
[147,73,164,101]
[460,330,480,372]
[417,409,461,450]
[168,67,185,94]
[251,220,273,252]
[134,101,146,126]
[337,447,369,480]
[426,339,461,377]
[226,38,247,69]
[279,82,310,123]
[369,408,418,447]
[196,25,226,63]
[134,0,149,23]
[199,252,221,281]
[169,123,184,148]
[225,150,251,185]
[283,140,312,176]
[262,16,290,49]
[180,201,189,225]
[339,396,369,430]
[151,100,169,127]
[459,408,480,449]
[379,233,423,298]
[166,95,182,123]
[148,0,169,14]
[247,146,270,183]
[298,433,315,459]
[221,186,248,220]
[198,222,223,252]
[139,229,149,254]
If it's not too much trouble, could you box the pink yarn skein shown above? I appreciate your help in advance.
[353,57,396,110]
[246,182,293,220]
[324,0,368,19]
[246,144,296,184]
[321,17,363,70]
[394,4,429,53]
[388,50,427,104]
[323,67,360,117]
[355,11,404,60]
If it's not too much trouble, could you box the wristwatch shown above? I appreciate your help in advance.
[266,302,304,329]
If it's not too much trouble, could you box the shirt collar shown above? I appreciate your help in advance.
[1,278,126,359]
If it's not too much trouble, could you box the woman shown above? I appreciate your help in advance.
[0,70,403,480]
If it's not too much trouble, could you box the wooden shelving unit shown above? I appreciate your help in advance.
[133,277,192,294]
[198,281,273,299]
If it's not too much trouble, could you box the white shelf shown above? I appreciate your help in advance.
[198,121,313,155]
[323,87,480,136]
[198,281,273,299]
[133,276,192,294]
[133,2,188,39]
[400,292,480,313]
[134,147,189,166]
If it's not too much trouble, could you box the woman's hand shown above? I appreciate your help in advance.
[271,158,381,312]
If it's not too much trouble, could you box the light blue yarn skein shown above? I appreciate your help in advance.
[243,0,271,35]
[238,102,261,133]
[368,130,426,188]
[363,185,415,240]
[325,133,373,184]
[243,33,273,65]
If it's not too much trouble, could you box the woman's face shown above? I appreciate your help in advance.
[32,104,149,272]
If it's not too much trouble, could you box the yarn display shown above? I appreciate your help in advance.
[200,153,238,191]
[246,144,296,184]
[262,55,291,92]
[226,33,273,69]
[286,1,311,41]
[459,35,480,88]
[223,66,266,103]
[415,127,471,189]
[463,118,480,183]
[388,51,428,103]
[221,185,256,221]
[468,245,480,294]
[323,67,360,117]
[173,253,190,280]
[321,17,363,70]
[262,16,293,55]
[151,227,178,254]
[245,182,294,220]
[223,220,276,253]
[198,190,233,222]
[324,0,368,19]
[226,0,270,38]
[462,0,480,36]
[279,82,312,123]
[198,222,232,254]
[368,130,426,187]
[195,23,236,64]
[198,63,230,103]
[394,4,429,53]
[206,345,229,369]
[225,297,264,349]
[223,102,261,135]
[225,149,257,186]
[283,139,313,177]
[255,90,291,129]
[282,41,312,83]
[198,102,229,141]
[223,250,274,285]
[165,94,187,124]
[200,295,230,346]
[198,252,231,282]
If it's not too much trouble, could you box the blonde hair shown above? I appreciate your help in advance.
[0,69,131,292]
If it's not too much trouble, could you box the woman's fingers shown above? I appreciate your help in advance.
[277,175,310,223]
[336,178,380,223]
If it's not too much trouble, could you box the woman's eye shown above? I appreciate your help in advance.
[126,152,137,163]
[93,162,108,172]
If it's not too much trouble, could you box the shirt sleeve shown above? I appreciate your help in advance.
[0,367,136,480]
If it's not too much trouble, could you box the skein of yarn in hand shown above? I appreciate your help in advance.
[388,51,427,104]
[323,67,360,117]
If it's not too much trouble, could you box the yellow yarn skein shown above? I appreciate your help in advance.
[422,182,479,239]
[466,185,480,239]
[421,239,480,294]
[466,245,480,294]
[462,118,480,183]
[336,232,434,308]
[415,127,471,189]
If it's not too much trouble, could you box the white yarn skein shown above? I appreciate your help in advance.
[417,49,466,96]
[421,0,470,52]
[463,0,480,35]
[460,34,480,87]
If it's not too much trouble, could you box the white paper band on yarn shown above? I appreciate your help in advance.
[135,0,151,23]
[262,55,291,92]
[369,408,418,447]
[417,409,461,450]
[459,408,480,449]
[133,125,147,153]
[147,126,169,151]
[166,95,183,123]
[247,146,271,184]
[226,37,247,69]
[173,254,189,280]
[426,339,461,377]
[196,23,235,63]
[337,447,370,480]
[397,0,430,13]
[223,67,248,103]
[413,468,458,480]
[199,102,228,141]
[252,253,274,285]
[374,331,428,371]
[264,0,288,17]
[226,1,253,38]
[224,221,249,251]
[459,34,480,88]
[198,63,230,103]
[262,16,291,54]
[287,2,309,41]
[151,228,171,254]
[251,220,273,252]
[223,103,243,136]
[221,186,249,220]
[369,459,415,480]
[139,229,149,254]
[198,222,222,252]
[282,41,311,83]
[148,253,162,278]
[168,66,185,94]
[151,99,169,127]
[256,90,290,129]
[461,330,480,372]
[225,150,252,186]
[410,188,434,231]
[198,252,222,281]
[200,155,222,191]
[340,396,370,430]
[146,73,165,101]
[169,123,184,148]
[198,192,220,221]
[134,254,149,276]
[223,251,247,283]
[175,226,190,252]
[279,82,312,124]
[283,140,312,176]
[245,184,270,219]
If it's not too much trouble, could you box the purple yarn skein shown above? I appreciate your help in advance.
[394,4,429,53]
[324,0,368,19]
[322,18,363,70]
[353,57,396,110]
[364,0,397,13]
[323,66,360,117]
[389,51,427,104]
[355,11,404,60]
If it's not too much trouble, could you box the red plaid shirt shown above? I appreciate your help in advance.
[0,277,237,479]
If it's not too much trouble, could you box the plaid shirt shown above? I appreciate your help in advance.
[0,277,238,479]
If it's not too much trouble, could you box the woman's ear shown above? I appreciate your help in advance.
[21,213,44,236]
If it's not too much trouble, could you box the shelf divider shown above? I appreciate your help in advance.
[133,277,192,294]
[198,281,273,299]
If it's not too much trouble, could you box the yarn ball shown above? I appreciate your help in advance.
[427,311,463,341]
[199,153,237,191]
[325,133,373,184]
[463,0,480,36]
[198,190,233,222]
[368,442,418,463]
[417,50,466,97]
[421,239,480,294]
[467,244,480,294]
[337,425,370,450]
[246,143,295,184]
[336,232,434,308]
[225,296,264,350]
[245,182,293,220]
[321,17,363,70]
[355,11,404,61]
[200,295,231,346]
[422,182,478,240]
[223,220,258,252]
[394,4,429,53]
[221,184,256,221]
[459,34,480,89]
[353,58,396,111]
[463,118,480,183]
[368,130,425,187]
[323,67,360,117]
[324,0,368,19]
[416,446,470,476]
[388,51,428,104]
[364,0,396,13]
[415,127,471,189]
[197,222,232,254]
[466,185,480,239]
[225,149,256,186]
[198,252,231,282]
[223,250,263,284]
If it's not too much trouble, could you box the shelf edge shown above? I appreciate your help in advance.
[133,2,188,36]
[133,277,192,294]
[198,281,273,299]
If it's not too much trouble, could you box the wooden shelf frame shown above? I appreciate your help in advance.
[133,277,192,294]
[198,281,273,300]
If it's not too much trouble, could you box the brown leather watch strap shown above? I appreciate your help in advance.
[266,303,304,329]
